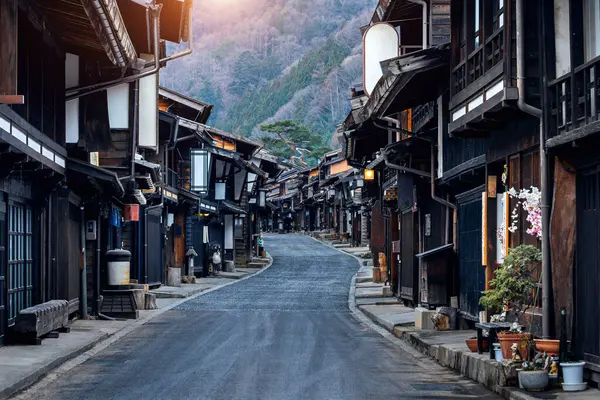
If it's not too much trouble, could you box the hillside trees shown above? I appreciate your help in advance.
[259,121,330,166]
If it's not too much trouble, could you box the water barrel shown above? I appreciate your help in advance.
[106,249,131,286]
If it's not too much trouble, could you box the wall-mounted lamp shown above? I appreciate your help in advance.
[364,169,375,181]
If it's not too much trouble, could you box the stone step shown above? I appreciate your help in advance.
[248,262,267,268]
[356,276,373,283]
[355,297,401,306]
[355,286,393,299]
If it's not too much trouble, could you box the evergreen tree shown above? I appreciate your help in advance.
[259,120,330,166]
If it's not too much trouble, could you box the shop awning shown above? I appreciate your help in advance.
[239,158,267,177]
[178,188,200,204]
[416,243,454,258]
[354,44,451,126]
[66,158,125,197]
[220,200,247,215]
[199,199,219,215]
[134,158,161,184]
[365,154,385,170]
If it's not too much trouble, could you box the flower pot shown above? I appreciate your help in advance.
[560,361,586,386]
[534,339,560,355]
[465,338,488,352]
[518,370,549,392]
[498,332,530,360]
[493,344,504,362]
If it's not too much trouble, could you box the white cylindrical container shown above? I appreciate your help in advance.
[106,249,131,286]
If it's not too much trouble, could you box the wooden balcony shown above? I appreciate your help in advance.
[451,27,505,97]
[0,105,67,176]
[449,27,518,137]
[547,55,600,148]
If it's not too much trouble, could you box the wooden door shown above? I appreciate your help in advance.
[575,165,600,365]
[0,201,6,344]
[400,210,418,305]
[457,187,485,319]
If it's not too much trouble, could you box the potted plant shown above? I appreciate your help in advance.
[479,244,541,360]
[518,352,549,392]
[465,337,488,352]
[560,352,587,392]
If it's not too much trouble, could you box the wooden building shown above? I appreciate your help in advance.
[159,100,281,275]
[544,0,600,378]
[0,0,195,343]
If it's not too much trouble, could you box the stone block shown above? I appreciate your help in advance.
[382,286,393,297]
[132,289,145,310]
[224,260,235,272]
[144,293,157,310]
[167,267,182,287]
[414,307,436,330]
[181,275,196,284]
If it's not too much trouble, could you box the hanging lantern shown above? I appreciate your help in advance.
[124,204,139,222]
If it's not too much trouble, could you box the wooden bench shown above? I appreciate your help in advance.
[13,300,70,345]
[475,322,513,359]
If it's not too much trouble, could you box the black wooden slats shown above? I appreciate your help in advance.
[0,204,5,343]
[576,165,600,365]
[145,210,164,285]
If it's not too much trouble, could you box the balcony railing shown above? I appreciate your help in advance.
[452,27,505,97]
[548,55,600,142]
[165,168,179,188]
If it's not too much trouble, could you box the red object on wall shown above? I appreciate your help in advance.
[124,204,139,221]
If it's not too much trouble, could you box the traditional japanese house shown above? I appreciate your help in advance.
[157,86,213,278]
[0,0,193,339]
[268,168,305,233]
[301,167,320,232]
[61,0,195,293]
[0,0,151,341]
[161,108,267,274]
[343,0,455,306]
[544,0,600,377]
[445,0,547,328]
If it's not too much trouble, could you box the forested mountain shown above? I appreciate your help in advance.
[160,0,376,143]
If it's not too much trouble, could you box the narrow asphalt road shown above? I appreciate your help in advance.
[24,235,499,400]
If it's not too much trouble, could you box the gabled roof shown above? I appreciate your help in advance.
[36,0,137,68]
[159,86,213,124]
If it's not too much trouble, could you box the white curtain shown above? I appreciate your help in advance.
[585,0,600,61]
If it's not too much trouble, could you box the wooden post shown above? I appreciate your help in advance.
[0,0,18,98]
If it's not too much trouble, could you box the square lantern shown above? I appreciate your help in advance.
[259,190,266,207]
[191,149,210,193]
[215,181,226,200]
[364,169,375,181]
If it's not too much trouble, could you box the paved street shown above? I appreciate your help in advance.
[20,235,499,400]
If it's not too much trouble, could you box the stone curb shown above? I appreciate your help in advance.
[6,253,274,400]
[357,305,396,332]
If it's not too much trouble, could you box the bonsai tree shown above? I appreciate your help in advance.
[480,244,541,325]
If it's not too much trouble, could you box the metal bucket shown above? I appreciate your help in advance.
[106,249,131,285]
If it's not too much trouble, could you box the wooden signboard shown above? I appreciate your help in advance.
[481,192,487,266]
